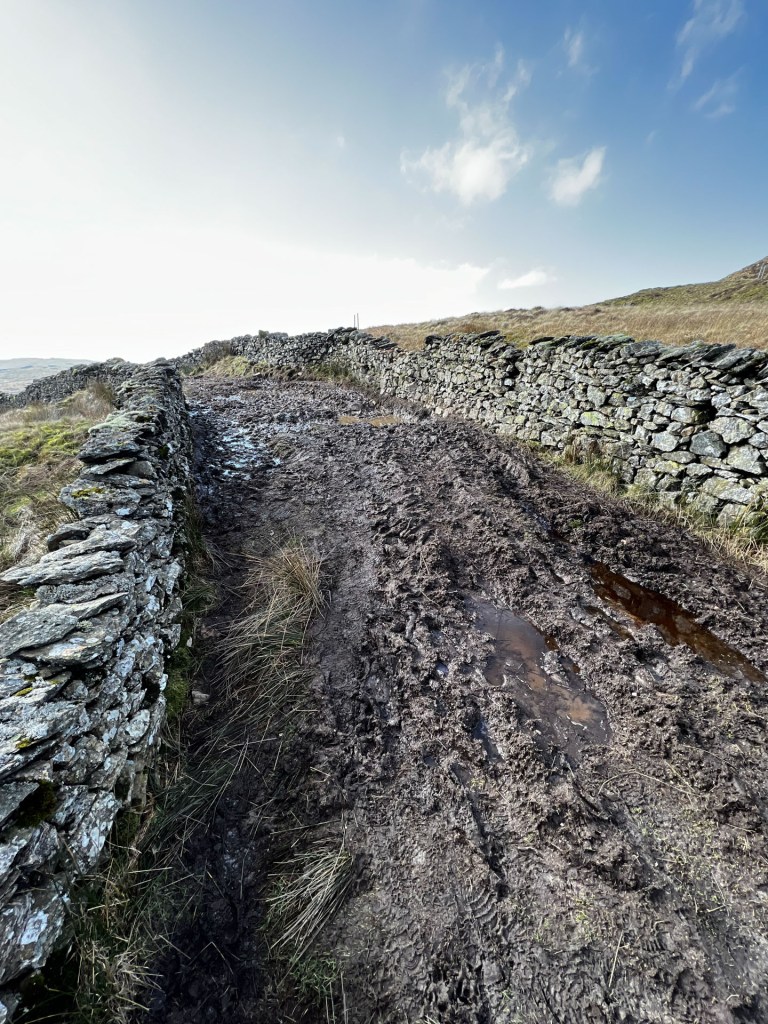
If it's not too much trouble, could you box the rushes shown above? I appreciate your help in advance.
[264,830,354,1018]
[221,540,324,692]
[267,834,353,963]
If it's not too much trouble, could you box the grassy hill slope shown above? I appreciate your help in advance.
[367,257,768,351]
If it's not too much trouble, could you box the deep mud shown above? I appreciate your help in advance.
[144,374,768,1024]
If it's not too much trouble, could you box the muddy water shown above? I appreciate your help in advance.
[467,596,610,761]
[591,562,765,683]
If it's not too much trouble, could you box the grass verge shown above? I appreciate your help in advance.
[18,535,327,1023]
[548,441,768,574]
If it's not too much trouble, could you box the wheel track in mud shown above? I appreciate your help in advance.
[143,374,768,1024]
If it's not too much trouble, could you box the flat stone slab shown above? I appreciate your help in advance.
[1,550,125,588]
[0,594,127,659]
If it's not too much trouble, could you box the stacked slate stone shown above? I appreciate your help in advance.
[507,337,768,524]
[0,359,138,413]
[0,361,191,1020]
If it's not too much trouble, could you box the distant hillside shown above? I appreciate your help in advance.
[367,258,768,352]
[0,358,92,394]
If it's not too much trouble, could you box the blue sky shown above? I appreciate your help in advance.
[1,0,766,360]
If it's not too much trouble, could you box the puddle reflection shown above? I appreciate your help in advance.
[466,597,611,762]
[591,564,764,683]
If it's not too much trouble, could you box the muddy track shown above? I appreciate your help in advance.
[144,374,768,1024]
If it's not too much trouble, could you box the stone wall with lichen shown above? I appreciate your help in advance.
[180,328,768,525]
[0,360,191,1020]
[0,360,139,414]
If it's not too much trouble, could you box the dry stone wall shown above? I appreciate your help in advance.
[0,360,191,1019]
[185,328,768,525]
[0,359,138,413]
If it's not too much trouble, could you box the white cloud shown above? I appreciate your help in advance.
[549,147,606,206]
[564,28,584,69]
[335,133,347,149]
[498,268,555,289]
[676,0,744,81]
[563,27,597,75]
[0,222,492,359]
[401,47,532,205]
[694,75,739,116]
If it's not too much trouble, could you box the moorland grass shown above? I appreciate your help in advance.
[0,386,115,617]
[367,259,768,352]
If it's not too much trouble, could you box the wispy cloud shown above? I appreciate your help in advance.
[498,268,555,289]
[564,28,585,69]
[548,147,605,206]
[694,75,739,116]
[401,47,532,205]
[676,0,744,81]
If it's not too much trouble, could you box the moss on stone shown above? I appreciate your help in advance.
[69,485,106,498]
[165,647,192,721]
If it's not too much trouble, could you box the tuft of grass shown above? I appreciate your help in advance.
[548,437,622,495]
[266,834,353,964]
[221,539,324,690]
[196,354,262,378]
[306,359,358,385]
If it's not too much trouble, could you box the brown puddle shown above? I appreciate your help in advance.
[591,563,764,684]
[467,597,610,762]
[338,414,403,427]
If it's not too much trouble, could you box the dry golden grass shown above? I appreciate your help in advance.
[367,302,768,353]
[366,258,768,352]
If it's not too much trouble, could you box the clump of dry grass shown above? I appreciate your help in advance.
[196,354,264,378]
[555,437,622,495]
[266,832,353,963]
[221,539,324,691]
